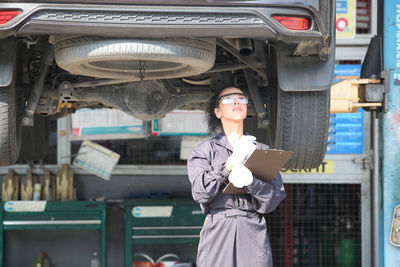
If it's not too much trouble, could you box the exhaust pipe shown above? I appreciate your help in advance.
[235,38,253,56]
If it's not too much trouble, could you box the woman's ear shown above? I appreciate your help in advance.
[214,107,222,119]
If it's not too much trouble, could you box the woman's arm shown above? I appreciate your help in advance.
[187,142,229,204]
[244,173,286,214]
[243,142,286,214]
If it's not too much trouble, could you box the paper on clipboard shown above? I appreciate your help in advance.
[223,149,293,194]
[73,140,120,180]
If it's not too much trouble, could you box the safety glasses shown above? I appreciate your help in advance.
[218,93,248,105]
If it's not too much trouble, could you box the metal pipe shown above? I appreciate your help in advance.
[235,38,253,56]
[71,78,134,88]
[222,38,236,49]
[23,44,54,126]
[372,113,379,267]
[205,63,247,73]
[243,68,269,128]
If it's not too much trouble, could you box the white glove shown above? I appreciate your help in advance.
[226,135,256,168]
[228,164,253,188]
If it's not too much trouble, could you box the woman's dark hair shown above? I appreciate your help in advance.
[206,90,223,134]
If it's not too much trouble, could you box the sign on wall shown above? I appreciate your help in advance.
[336,0,356,39]
[327,64,364,154]
[152,110,208,136]
[71,108,143,140]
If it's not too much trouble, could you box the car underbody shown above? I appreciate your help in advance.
[0,1,336,169]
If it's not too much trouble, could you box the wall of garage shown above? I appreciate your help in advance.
[1,110,375,267]
[1,1,380,266]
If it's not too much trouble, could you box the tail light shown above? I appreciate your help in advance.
[272,16,310,30]
[0,10,22,25]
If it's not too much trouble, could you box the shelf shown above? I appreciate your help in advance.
[0,201,106,267]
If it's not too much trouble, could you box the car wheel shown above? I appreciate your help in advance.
[0,81,22,166]
[54,37,216,80]
[268,88,330,169]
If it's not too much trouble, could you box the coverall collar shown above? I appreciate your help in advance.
[212,132,233,151]
[212,131,251,151]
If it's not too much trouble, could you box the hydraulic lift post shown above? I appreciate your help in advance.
[381,0,400,265]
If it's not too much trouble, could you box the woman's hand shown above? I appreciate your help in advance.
[225,135,256,169]
[228,164,253,188]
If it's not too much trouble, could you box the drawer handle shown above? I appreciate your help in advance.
[132,226,202,230]
[4,220,101,225]
[132,235,199,239]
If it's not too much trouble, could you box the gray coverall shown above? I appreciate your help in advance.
[187,133,286,267]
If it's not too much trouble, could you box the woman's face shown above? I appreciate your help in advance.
[214,87,248,123]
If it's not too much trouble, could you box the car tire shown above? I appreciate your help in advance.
[268,88,330,169]
[0,81,21,166]
[54,37,216,80]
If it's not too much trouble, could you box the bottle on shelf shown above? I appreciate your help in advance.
[33,183,42,201]
[90,252,100,267]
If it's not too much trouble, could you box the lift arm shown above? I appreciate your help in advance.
[330,70,390,114]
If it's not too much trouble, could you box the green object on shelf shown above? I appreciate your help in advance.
[338,239,360,267]
[124,199,205,267]
[0,201,106,267]
[338,220,360,267]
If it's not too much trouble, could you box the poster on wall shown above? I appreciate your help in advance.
[336,0,356,39]
[71,108,144,140]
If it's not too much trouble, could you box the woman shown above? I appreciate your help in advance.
[187,86,286,267]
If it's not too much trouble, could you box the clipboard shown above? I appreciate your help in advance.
[223,149,293,194]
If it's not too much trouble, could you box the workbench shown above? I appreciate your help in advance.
[0,201,106,267]
[124,199,205,267]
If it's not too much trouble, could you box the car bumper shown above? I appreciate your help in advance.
[0,3,331,53]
